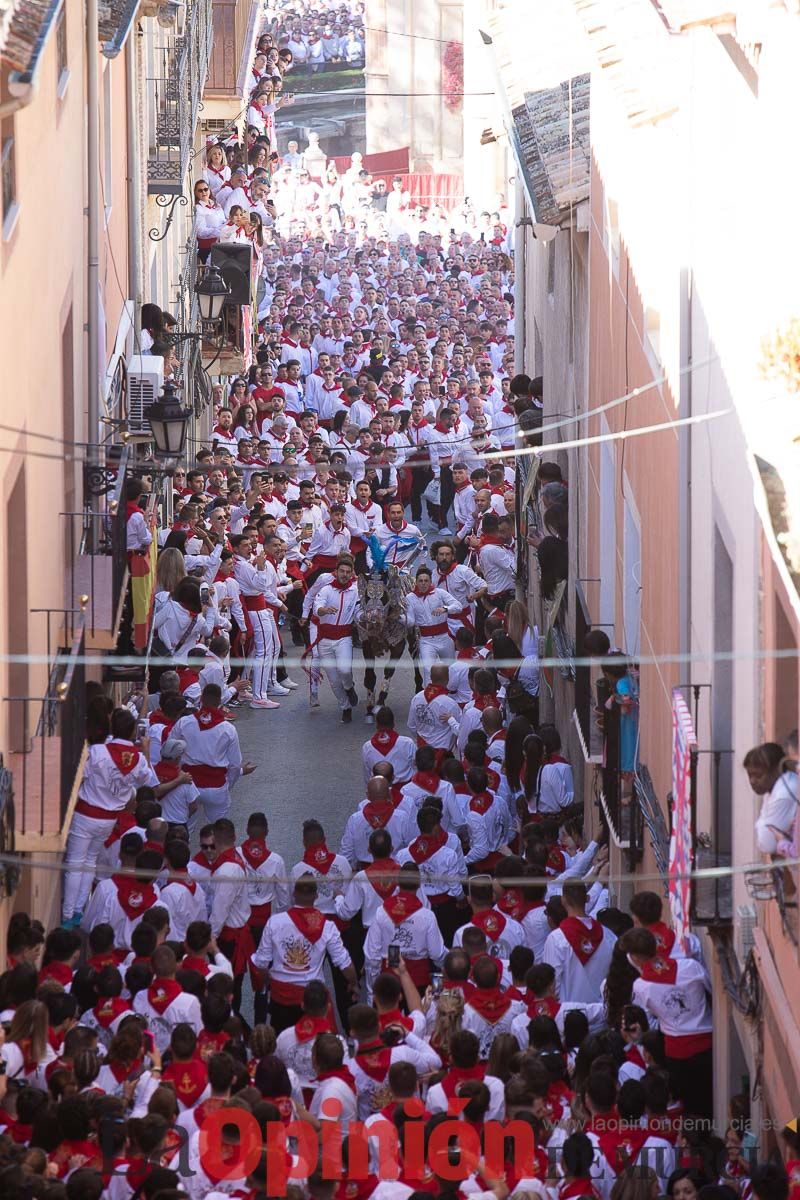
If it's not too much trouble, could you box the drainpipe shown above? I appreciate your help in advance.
[678,266,693,687]
[126,31,142,347]
[87,0,100,462]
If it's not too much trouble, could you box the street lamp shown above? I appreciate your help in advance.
[146,380,193,457]
[195,264,230,325]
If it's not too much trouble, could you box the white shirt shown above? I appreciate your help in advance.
[78,740,158,815]
[133,985,202,1051]
[171,711,243,788]
[461,993,526,1059]
[289,852,351,914]
[404,588,462,637]
[363,901,446,982]
[407,688,461,751]
[542,917,617,1003]
[362,730,416,785]
[340,806,409,867]
[312,580,360,636]
[209,851,251,936]
[252,908,352,984]
[479,543,516,595]
[632,956,713,1042]
[370,521,424,568]
[158,877,207,941]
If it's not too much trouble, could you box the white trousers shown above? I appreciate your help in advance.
[197,785,231,824]
[63,811,117,918]
[248,609,279,699]
[418,633,454,684]
[318,635,354,708]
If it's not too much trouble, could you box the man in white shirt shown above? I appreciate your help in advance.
[370,502,424,569]
[363,864,445,992]
[431,539,487,635]
[252,876,357,1033]
[407,663,461,755]
[171,684,255,823]
[623,926,713,1122]
[133,944,202,1051]
[208,817,253,1012]
[362,706,416,785]
[542,881,616,1004]
[231,531,284,708]
[340,777,407,869]
[311,553,360,720]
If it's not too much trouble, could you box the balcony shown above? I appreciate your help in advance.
[205,0,260,103]
[65,446,131,651]
[4,620,87,852]
[147,0,213,195]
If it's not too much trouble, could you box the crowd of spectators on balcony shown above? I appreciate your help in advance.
[262,1,366,70]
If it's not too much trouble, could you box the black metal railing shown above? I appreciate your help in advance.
[4,620,86,838]
[597,702,644,868]
[690,747,735,925]
[63,446,130,640]
[147,0,213,194]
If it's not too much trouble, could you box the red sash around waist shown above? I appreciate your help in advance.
[419,621,450,637]
[76,799,119,820]
[185,763,227,788]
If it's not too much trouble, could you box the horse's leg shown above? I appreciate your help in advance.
[362,637,377,715]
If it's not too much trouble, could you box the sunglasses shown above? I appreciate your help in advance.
[200,842,215,850]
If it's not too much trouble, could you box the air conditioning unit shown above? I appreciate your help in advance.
[127,355,164,435]
[736,904,757,963]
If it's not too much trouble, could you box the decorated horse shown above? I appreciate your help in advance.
[357,535,425,717]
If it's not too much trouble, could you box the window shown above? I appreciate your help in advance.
[56,4,69,97]
[1,117,18,240]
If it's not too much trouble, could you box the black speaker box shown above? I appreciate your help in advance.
[209,242,253,305]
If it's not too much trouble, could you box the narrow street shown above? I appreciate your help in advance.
[230,646,417,865]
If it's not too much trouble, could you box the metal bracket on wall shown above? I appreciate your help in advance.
[148,192,189,242]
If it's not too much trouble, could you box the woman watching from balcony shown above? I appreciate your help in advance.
[203,143,230,200]
[220,205,249,243]
[154,547,186,617]
[193,180,225,263]
[139,302,164,354]
[248,145,268,175]
[744,741,799,856]
[232,404,259,444]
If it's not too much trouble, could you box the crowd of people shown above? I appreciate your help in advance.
[262,1,366,69]
[2,8,795,1200]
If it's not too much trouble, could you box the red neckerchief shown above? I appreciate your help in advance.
[408,827,446,864]
[39,961,73,987]
[294,1014,334,1044]
[191,850,214,870]
[411,769,440,793]
[441,1062,485,1098]
[351,498,374,512]
[471,690,499,710]
[103,811,137,848]
[546,753,570,765]
[147,978,183,1015]
[210,846,244,873]
[196,705,226,730]
[362,801,393,830]
[595,1125,651,1173]
[105,741,140,775]
[423,683,448,703]
[334,1176,379,1200]
[88,949,125,971]
[469,790,494,815]
[560,916,603,964]
[240,837,272,869]
[377,1008,413,1033]
[148,708,167,726]
[355,1040,392,1082]
[585,1107,620,1136]
[389,784,405,809]
[383,891,423,925]
[155,760,180,784]
[467,986,513,1024]
[287,906,328,944]
[434,421,452,433]
[177,666,200,691]
[126,501,142,522]
[180,955,210,976]
[413,584,432,598]
[527,994,560,1020]
[162,1058,208,1106]
[639,955,678,984]
[106,1055,142,1083]
[647,921,677,957]
[330,577,355,592]
[371,728,400,753]
[197,1031,230,1061]
[470,909,508,944]
[626,1044,647,1069]
[317,1065,357,1094]
[479,534,505,547]
[93,997,132,1029]
[457,647,480,661]
[113,875,157,919]
[364,858,399,898]
[170,870,197,896]
[303,843,336,873]
[497,888,527,920]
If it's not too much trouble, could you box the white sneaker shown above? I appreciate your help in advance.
[250,698,280,709]
[438,526,453,535]
[309,691,321,709]
[268,684,291,696]
[281,678,299,690]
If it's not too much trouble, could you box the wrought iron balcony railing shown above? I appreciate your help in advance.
[147,0,213,194]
